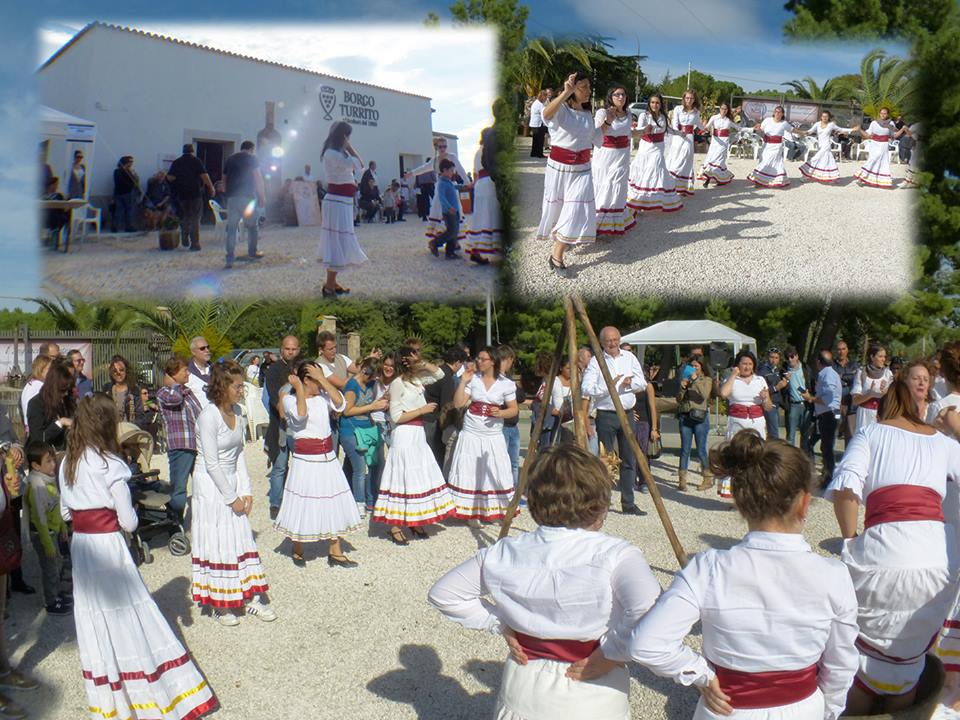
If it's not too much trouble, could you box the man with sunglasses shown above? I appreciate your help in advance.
[758,347,789,440]
[185,336,213,408]
[67,349,93,398]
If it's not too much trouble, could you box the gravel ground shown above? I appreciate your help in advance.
[510,137,916,301]
[10,414,957,719]
[43,218,496,302]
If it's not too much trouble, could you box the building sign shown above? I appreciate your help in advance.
[318,86,380,128]
[0,341,93,384]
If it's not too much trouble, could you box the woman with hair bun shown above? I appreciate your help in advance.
[430,444,661,720]
[851,343,893,431]
[827,372,960,714]
[572,431,859,720]
[716,350,772,499]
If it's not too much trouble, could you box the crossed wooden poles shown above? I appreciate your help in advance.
[498,295,688,568]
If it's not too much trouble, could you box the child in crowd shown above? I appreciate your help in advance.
[428,159,466,259]
[382,183,397,223]
[25,442,71,615]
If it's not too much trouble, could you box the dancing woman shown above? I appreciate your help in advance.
[60,394,217,720]
[827,368,960,714]
[463,126,502,264]
[593,84,636,238]
[747,106,793,188]
[665,89,705,197]
[535,71,604,273]
[273,360,361,568]
[797,111,863,183]
[626,92,683,214]
[407,137,469,248]
[698,102,741,187]
[851,343,893,431]
[854,107,909,189]
[717,351,772,499]
[319,121,368,298]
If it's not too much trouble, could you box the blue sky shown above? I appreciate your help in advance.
[1,1,908,310]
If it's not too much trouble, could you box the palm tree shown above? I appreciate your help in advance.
[780,75,847,102]
[29,297,137,336]
[847,48,915,117]
[121,300,260,361]
[513,37,595,98]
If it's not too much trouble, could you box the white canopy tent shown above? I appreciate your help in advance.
[40,105,97,198]
[621,320,757,363]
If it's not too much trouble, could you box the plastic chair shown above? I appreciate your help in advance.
[853,142,870,161]
[888,139,900,164]
[71,203,101,243]
[830,140,843,162]
[209,199,228,242]
[804,141,819,163]
[242,381,269,441]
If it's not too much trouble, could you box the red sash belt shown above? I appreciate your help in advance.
[468,402,499,417]
[71,508,120,534]
[680,124,694,134]
[327,182,357,197]
[871,135,890,142]
[864,484,944,530]
[641,132,665,143]
[514,632,600,663]
[294,436,334,455]
[714,664,818,709]
[713,129,730,137]
[477,169,490,179]
[406,418,424,426]
[549,147,592,165]
[860,397,881,411]
[763,135,783,144]
[602,135,630,149]
[728,403,764,419]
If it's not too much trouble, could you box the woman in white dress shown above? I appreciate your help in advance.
[61,394,217,720]
[274,360,361,567]
[798,111,863,184]
[626,93,684,215]
[430,444,661,720]
[717,351,772,499]
[407,136,469,249]
[448,346,519,522]
[665,89,704,197]
[592,85,635,239]
[929,341,960,425]
[827,371,960,715]
[319,121,368,298]
[191,361,275,626]
[697,102,741,188]
[372,347,455,544]
[535,71,603,273]
[577,432,860,720]
[747,106,793,188]
[854,107,909,189]
[463,126,502,264]
[851,343,893,431]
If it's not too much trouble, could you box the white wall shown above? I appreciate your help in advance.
[39,25,435,199]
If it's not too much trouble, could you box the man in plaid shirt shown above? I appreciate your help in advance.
[157,356,202,522]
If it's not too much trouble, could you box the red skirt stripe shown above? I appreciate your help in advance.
[376,486,452,501]
[191,551,262,572]
[82,652,194,689]
[446,483,514,497]
[192,584,269,609]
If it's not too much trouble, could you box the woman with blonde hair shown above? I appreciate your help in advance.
[20,355,52,435]
[854,107,910,189]
[665,89,705,196]
[747,106,793,188]
[626,92,683,215]
[60,394,216,720]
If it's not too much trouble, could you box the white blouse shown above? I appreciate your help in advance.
[704,114,740,134]
[867,119,896,140]
[637,111,668,135]
[851,367,893,400]
[388,369,444,424]
[59,448,138,531]
[727,375,767,406]
[760,117,792,139]
[623,532,858,720]
[283,392,346,450]
[322,149,363,186]
[671,107,702,134]
[194,403,251,505]
[429,525,660,654]
[544,103,602,152]
[928,392,960,429]
[463,374,517,432]
[20,379,42,429]
[806,121,853,147]
[594,108,631,138]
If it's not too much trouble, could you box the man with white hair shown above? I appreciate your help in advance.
[582,326,648,515]
[185,336,212,408]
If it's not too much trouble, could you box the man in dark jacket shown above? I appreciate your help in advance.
[265,335,301,519]
[423,346,466,468]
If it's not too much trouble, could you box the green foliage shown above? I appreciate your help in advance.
[448,0,529,61]
[0,307,57,332]
[781,76,849,102]
[659,70,744,107]
[121,300,260,361]
[26,297,137,333]
[783,0,954,40]
[227,303,303,350]
[409,303,478,356]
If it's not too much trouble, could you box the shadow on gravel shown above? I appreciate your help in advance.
[818,537,844,556]
[657,484,730,513]
[367,644,497,719]
[628,662,701,716]
[698,533,740,551]
[153,575,197,632]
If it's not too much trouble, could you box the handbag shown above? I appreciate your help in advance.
[0,483,22,575]
[687,408,708,423]
[646,436,662,460]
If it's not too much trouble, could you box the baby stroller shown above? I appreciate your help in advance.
[119,422,190,565]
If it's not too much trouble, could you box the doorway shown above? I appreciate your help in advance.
[195,140,233,223]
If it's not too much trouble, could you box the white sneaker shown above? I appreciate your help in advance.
[246,598,277,622]
[357,502,366,519]
[215,610,240,627]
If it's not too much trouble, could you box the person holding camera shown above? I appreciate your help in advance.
[676,355,714,491]
[758,347,790,440]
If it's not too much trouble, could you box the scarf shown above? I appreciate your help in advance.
[864,364,885,380]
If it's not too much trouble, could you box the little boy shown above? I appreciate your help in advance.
[382,184,397,223]
[428,159,466,259]
[25,442,71,615]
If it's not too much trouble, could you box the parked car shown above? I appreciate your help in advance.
[628,101,648,122]
[233,348,280,365]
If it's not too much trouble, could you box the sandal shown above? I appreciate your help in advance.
[0,693,25,719]
[328,553,358,568]
[335,284,350,295]
[0,671,38,691]
[390,528,409,546]
[410,526,429,539]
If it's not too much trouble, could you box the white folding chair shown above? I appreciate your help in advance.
[208,199,228,242]
[70,203,101,243]
[804,141,819,163]
[830,140,843,162]
[853,142,870,161]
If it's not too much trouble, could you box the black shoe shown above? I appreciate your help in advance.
[328,554,358,568]
[469,253,490,265]
[189,245,202,252]
[10,582,35,595]
[45,598,71,615]
[269,505,279,520]
[58,592,73,606]
[548,255,568,275]
[621,504,646,516]
[702,179,710,188]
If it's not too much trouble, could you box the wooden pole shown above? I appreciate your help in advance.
[564,297,587,449]
[572,295,688,567]
[498,321,567,539]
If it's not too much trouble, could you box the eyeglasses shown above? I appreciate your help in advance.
[73,358,85,364]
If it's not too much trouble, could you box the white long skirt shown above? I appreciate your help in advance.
[854,404,879,432]
[494,656,630,720]
[692,688,824,720]
[372,423,455,526]
[798,144,840,183]
[593,145,634,237]
[748,142,790,188]
[665,133,696,196]
[854,139,895,188]
[698,136,734,185]
[192,491,268,608]
[274,450,362,541]
[74,530,217,720]
[535,157,596,245]
[626,140,683,213]
[463,176,503,260]
[447,424,516,521]
[718,415,767,498]
[318,192,368,271]
[842,520,958,695]
[426,190,467,244]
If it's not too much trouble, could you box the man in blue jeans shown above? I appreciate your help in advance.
[156,357,202,522]
[265,335,301,519]
[783,346,811,447]
[222,140,266,269]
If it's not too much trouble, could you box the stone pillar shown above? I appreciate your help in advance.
[347,332,361,360]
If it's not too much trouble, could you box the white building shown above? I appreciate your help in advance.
[38,22,438,204]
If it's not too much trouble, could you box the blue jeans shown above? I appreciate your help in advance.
[436,210,460,254]
[113,191,138,231]
[785,402,807,447]
[225,195,259,264]
[268,434,294,509]
[166,449,196,519]
[763,406,780,440]
[587,420,599,455]
[679,414,709,471]
[502,424,520,486]
[340,430,377,506]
